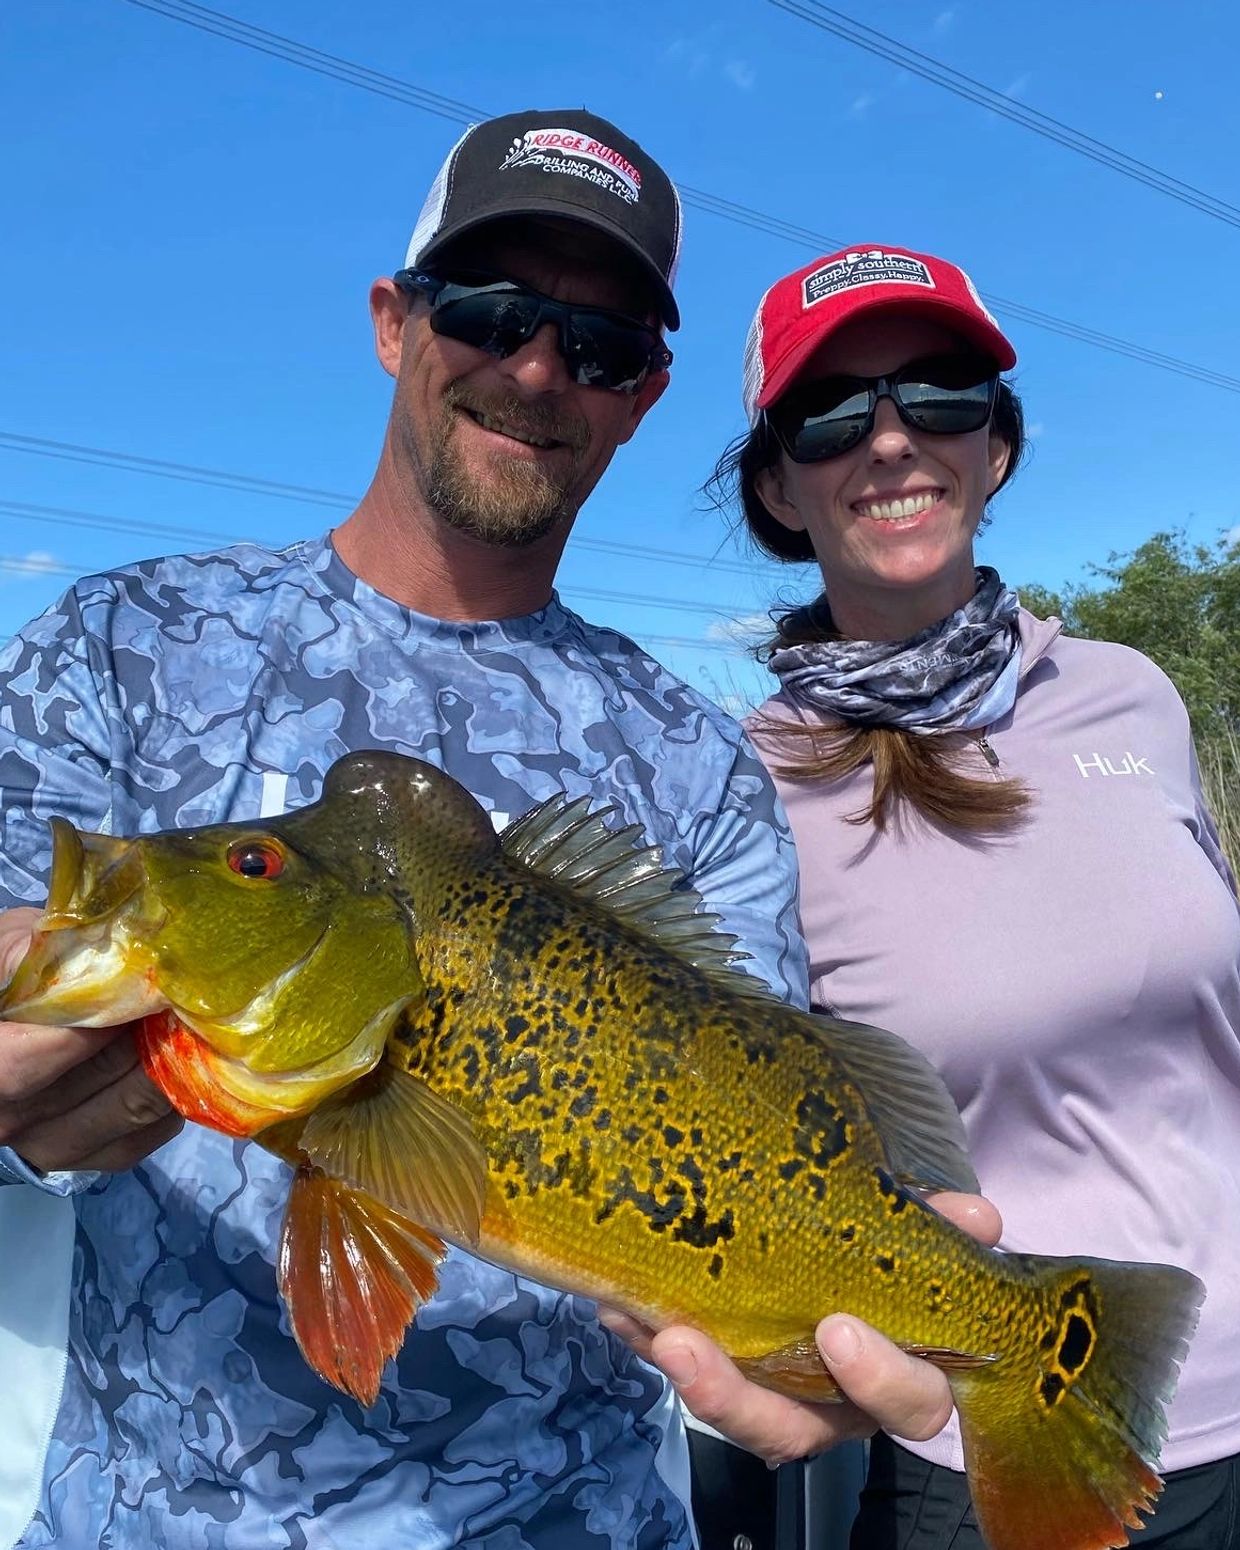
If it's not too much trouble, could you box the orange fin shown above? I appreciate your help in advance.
[734,1338,845,1404]
[298,1061,487,1244]
[276,1162,445,1406]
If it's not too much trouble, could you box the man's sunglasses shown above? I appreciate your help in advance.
[764,353,1000,464]
[394,269,672,395]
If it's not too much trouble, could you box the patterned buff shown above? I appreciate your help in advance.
[768,567,1022,733]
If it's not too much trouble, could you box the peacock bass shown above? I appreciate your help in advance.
[0,751,1202,1550]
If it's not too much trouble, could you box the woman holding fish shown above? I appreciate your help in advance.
[697,243,1240,1545]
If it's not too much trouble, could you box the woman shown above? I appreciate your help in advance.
[710,244,1240,1546]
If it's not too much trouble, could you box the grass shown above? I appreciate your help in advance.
[1198,728,1240,882]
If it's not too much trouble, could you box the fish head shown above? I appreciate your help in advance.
[1,804,424,1122]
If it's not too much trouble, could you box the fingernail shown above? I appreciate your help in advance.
[818,1317,862,1367]
[657,1342,698,1388]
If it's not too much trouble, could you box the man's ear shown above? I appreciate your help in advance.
[370,278,409,380]
[614,366,670,446]
[754,460,807,533]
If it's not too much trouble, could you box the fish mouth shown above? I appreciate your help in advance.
[0,819,166,1026]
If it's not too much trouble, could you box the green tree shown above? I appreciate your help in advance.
[1022,530,1240,870]
[1022,529,1240,745]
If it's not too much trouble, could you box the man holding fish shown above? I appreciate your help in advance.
[0,110,994,1549]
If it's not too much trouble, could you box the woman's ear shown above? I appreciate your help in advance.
[754,460,808,533]
[987,430,1013,497]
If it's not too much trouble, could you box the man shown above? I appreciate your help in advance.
[0,110,993,1549]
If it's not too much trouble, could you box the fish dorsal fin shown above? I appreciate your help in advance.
[808,1013,980,1194]
[500,793,750,975]
[297,1063,487,1245]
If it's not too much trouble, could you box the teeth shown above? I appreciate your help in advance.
[473,411,556,449]
[858,490,939,521]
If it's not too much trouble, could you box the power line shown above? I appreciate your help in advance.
[769,0,1240,230]
[0,504,757,623]
[117,0,1240,394]
[0,441,761,577]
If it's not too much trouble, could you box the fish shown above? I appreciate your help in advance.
[0,750,1202,1550]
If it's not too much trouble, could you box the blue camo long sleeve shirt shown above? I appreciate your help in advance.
[0,534,808,1550]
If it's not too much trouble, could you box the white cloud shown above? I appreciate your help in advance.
[1025,421,1045,440]
[850,92,876,117]
[725,58,756,91]
[1001,72,1032,99]
[933,8,956,32]
[1225,524,1240,548]
[3,550,62,578]
[665,33,757,91]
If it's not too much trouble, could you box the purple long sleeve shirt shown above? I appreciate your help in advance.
[748,611,1240,1475]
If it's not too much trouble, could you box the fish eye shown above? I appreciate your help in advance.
[227,841,286,881]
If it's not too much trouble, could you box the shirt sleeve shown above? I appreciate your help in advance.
[682,734,810,1010]
[0,583,117,1195]
[1189,742,1238,900]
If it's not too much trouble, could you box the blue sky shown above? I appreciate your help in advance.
[3,0,1238,712]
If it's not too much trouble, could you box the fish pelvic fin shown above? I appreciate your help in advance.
[952,1255,1203,1550]
[296,1062,487,1245]
[802,1012,979,1194]
[277,1163,445,1406]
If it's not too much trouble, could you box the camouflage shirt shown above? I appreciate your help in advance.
[0,535,807,1550]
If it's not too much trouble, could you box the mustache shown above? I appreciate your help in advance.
[444,382,591,453]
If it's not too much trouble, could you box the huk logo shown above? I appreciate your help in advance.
[802,250,935,310]
[1073,752,1155,779]
[499,128,642,204]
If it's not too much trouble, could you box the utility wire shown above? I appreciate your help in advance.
[118,0,1240,394]
[0,440,761,578]
[0,503,762,624]
[770,0,1240,231]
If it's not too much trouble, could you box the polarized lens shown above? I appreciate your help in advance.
[565,314,657,392]
[430,287,541,359]
[771,378,874,461]
[895,355,997,435]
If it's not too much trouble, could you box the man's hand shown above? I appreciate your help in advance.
[600,1192,1002,1466]
[0,907,183,1174]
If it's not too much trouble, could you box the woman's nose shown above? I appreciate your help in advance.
[866,394,916,462]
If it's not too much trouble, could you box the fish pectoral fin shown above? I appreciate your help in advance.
[297,1062,487,1245]
[277,1162,446,1407]
[734,1339,845,1405]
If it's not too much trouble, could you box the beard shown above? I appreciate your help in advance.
[412,381,592,549]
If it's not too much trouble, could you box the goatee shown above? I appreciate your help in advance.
[421,383,591,548]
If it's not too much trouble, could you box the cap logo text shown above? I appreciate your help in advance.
[802,250,935,309]
[499,127,642,205]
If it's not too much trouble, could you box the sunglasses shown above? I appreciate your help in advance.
[764,353,1000,463]
[394,268,672,395]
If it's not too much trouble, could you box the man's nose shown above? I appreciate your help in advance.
[494,321,572,395]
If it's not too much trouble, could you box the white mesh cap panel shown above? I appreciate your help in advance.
[741,285,774,425]
[403,124,476,269]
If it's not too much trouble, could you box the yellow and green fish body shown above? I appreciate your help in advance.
[0,751,1202,1550]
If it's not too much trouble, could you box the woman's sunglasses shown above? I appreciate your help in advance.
[764,353,1000,464]
[394,268,672,395]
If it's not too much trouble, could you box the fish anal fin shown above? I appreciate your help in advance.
[298,1062,487,1245]
[277,1162,445,1407]
[734,1339,845,1405]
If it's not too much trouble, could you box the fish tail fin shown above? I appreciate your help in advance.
[951,1255,1203,1550]
[276,1162,446,1407]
